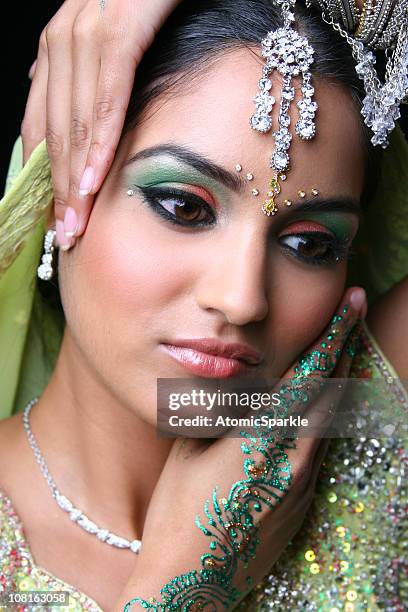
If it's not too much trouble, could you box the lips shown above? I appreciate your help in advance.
[160,338,262,378]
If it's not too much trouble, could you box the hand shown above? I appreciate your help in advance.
[21,0,181,245]
[112,286,367,611]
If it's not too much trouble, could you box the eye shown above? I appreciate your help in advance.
[136,186,216,227]
[278,231,350,266]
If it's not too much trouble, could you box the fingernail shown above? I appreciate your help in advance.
[64,207,79,237]
[56,220,73,251]
[79,166,94,197]
[349,288,366,313]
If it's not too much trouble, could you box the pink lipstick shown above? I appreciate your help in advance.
[161,338,262,378]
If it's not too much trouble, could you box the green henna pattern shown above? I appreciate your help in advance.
[124,305,358,611]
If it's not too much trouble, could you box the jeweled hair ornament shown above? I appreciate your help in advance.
[250,0,318,215]
[308,0,408,148]
[250,0,407,215]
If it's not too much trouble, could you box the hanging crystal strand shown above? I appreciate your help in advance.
[250,72,276,133]
[377,0,408,49]
[357,25,408,147]
[250,0,317,215]
[37,230,57,281]
[317,0,408,148]
[262,73,293,216]
[272,73,294,173]
[296,72,318,140]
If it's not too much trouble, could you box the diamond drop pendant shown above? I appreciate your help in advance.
[250,22,318,213]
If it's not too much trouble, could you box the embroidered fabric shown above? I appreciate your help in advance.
[237,323,408,611]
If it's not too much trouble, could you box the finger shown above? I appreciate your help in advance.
[283,357,352,466]
[45,18,74,231]
[283,321,362,486]
[78,43,139,201]
[21,0,85,168]
[300,318,365,438]
[21,32,49,165]
[44,0,87,237]
[280,321,358,463]
[290,329,356,427]
[64,9,102,238]
[80,0,183,200]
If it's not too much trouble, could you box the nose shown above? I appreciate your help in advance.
[195,229,269,326]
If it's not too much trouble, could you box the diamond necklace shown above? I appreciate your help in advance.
[22,397,142,554]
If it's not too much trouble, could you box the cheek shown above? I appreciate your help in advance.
[59,197,192,350]
[268,262,347,373]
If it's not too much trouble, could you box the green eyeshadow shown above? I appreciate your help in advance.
[124,155,231,202]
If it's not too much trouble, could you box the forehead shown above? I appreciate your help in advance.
[122,48,365,199]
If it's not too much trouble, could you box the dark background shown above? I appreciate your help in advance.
[1,2,61,193]
[1,2,407,194]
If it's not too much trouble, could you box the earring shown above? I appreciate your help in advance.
[37,229,57,281]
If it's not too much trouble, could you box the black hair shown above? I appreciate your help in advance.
[39,0,382,309]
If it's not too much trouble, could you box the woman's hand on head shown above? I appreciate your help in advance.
[21,0,181,245]
[112,286,367,611]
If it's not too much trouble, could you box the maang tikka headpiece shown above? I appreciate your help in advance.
[250,0,318,216]
[250,0,408,216]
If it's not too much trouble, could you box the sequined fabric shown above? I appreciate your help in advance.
[238,322,408,611]
[0,494,102,611]
[0,322,407,611]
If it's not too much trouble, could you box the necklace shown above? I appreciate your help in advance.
[22,397,142,554]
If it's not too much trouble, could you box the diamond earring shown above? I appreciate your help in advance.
[37,229,57,281]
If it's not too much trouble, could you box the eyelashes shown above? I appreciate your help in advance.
[137,185,216,227]
[278,232,352,266]
[132,185,352,267]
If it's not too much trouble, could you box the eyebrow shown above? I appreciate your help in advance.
[121,144,246,192]
[284,197,361,218]
[122,144,361,216]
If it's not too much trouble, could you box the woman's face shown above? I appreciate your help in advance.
[58,49,365,421]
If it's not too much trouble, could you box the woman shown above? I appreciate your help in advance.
[0,0,407,610]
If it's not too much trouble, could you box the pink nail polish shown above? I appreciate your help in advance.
[64,207,79,237]
[56,219,73,251]
[79,166,95,197]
